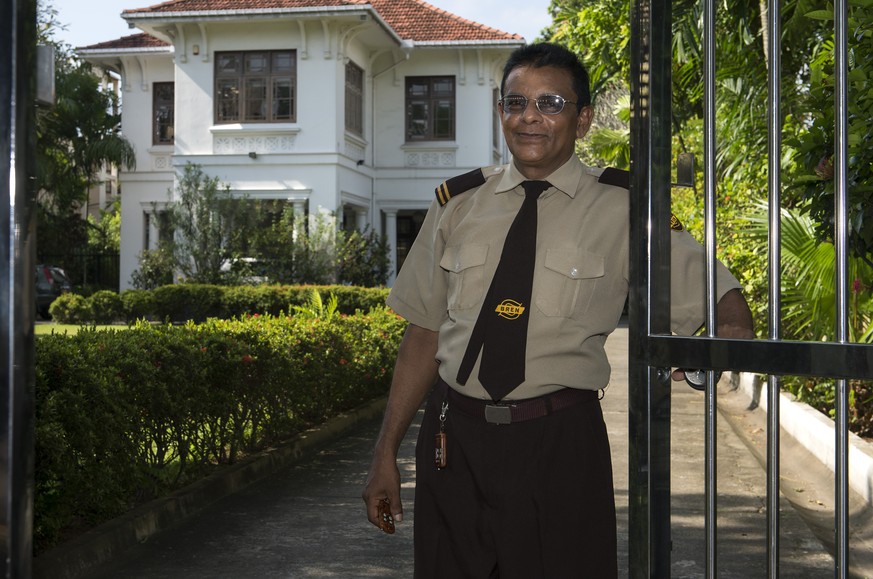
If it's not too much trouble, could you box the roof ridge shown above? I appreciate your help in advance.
[101,0,524,45]
[79,32,171,50]
[395,0,521,40]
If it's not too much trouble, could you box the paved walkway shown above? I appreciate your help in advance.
[68,326,843,578]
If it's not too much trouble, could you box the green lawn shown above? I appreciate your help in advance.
[35,323,124,336]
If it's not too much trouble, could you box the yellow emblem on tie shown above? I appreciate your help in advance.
[495,299,525,320]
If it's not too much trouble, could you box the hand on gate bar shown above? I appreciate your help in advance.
[673,369,723,391]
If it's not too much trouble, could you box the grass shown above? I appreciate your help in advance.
[35,323,125,336]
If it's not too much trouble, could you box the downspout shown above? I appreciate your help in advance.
[369,40,413,282]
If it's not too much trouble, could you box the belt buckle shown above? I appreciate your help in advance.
[484,404,512,425]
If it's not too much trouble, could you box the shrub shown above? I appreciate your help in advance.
[130,247,175,290]
[88,290,124,324]
[47,293,91,324]
[85,284,391,325]
[151,284,224,323]
[33,309,406,552]
[121,289,156,322]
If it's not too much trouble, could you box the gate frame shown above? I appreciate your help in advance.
[627,0,857,573]
[1,0,38,576]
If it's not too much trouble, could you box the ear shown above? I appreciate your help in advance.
[575,105,594,139]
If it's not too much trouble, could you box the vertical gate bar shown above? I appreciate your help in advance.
[628,0,651,570]
[629,0,673,572]
[833,0,850,570]
[766,0,783,573]
[1,0,37,575]
[702,0,718,572]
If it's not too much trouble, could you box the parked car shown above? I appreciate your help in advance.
[220,257,270,284]
[35,265,73,320]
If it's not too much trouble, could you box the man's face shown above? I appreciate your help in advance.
[500,65,594,180]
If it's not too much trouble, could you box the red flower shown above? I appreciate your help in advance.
[853,278,862,294]
[339,358,348,365]
[815,156,834,180]
[241,354,253,364]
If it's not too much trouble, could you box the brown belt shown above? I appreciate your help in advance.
[436,379,597,425]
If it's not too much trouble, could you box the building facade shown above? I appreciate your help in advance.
[78,0,524,289]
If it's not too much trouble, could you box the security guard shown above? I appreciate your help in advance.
[363,42,754,578]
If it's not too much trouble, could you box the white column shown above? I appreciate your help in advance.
[355,208,368,232]
[291,200,306,242]
[147,212,160,250]
[384,209,398,286]
[98,175,107,213]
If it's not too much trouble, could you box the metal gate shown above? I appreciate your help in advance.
[628,0,866,575]
[1,0,38,576]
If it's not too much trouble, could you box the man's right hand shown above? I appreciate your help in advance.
[362,452,403,532]
[361,324,440,533]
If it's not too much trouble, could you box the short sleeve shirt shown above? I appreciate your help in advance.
[387,156,741,400]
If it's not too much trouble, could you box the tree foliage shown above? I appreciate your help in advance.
[36,1,135,265]
[161,163,245,285]
[791,0,873,266]
[87,199,121,253]
[138,164,391,288]
[547,0,873,432]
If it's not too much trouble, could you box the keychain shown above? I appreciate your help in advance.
[434,401,448,469]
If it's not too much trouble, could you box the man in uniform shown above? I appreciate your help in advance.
[362,42,754,577]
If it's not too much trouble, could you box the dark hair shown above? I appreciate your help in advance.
[500,42,591,111]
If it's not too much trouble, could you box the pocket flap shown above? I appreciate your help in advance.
[440,244,489,273]
[543,249,604,279]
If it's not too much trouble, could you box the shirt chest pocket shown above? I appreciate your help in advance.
[440,244,489,311]
[535,248,604,317]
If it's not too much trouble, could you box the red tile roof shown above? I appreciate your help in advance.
[81,33,170,50]
[120,0,522,43]
[371,0,522,42]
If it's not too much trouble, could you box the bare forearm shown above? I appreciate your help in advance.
[363,323,439,527]
[716,288,756,340]
[373,323,440,459]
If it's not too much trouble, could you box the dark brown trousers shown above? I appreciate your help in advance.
[413,387,618,578]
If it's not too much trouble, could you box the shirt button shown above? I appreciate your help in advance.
[570,267,579,277]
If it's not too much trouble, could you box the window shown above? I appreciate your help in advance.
[153,82,174,145]
[345,61,364,136]
[215,51,296,123]
[405,76,455,141]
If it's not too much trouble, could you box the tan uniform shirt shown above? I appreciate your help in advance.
[387,156,741,400]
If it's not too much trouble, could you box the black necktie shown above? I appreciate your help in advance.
[456,180,550,401]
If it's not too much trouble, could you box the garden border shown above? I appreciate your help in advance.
[32,396,389,579]
[732,372,873,506]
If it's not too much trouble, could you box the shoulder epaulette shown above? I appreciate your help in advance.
[435,168,487,206]
[597,167,684,231]
[597,167,630,190]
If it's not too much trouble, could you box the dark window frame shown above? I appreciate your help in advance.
[214,50,297,124]
[405,76,455,141]
[153,81,175,145]
[345,60,364,136]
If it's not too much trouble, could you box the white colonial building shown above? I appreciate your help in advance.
[78,0,525,289]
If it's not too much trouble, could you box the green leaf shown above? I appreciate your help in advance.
[805,9,835,20]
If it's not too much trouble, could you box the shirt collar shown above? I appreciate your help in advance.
[493,155,586,199]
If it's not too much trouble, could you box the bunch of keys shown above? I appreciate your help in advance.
[434,401,448,469]
[377,498,395,534]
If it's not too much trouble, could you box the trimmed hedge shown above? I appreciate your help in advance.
[49,284,391,324]
[34,308,406,552]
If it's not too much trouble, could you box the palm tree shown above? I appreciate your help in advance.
[748,205,873,343]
